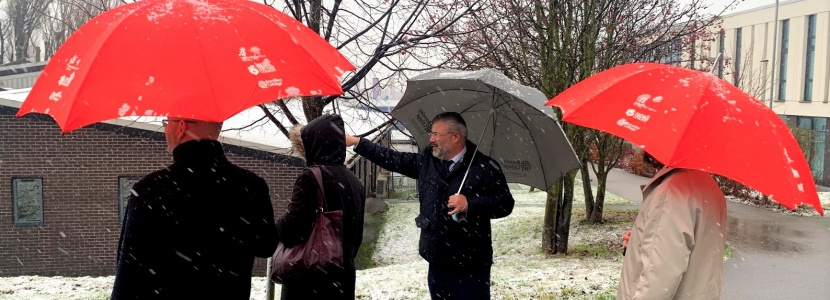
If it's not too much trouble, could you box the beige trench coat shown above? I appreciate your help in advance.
[617,167,727,300]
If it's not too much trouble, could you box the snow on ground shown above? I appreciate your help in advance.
[371,202,421,267]
[0,187,631,300]
[0,276,113,300]
[511,179,634,206]
[727,192,830,217]
[819,192,830,210]
[359,202,627,299]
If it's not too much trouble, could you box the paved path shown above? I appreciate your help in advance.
[575,166,650,205]
[384,168,829,298]
[721,202,830,300]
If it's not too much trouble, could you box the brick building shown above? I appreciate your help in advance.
[0,94,307,276]
[0,89,397,279]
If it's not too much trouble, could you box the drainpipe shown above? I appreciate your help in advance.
[769,0,779,109]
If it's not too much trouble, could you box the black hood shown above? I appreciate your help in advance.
[301,114,347,166]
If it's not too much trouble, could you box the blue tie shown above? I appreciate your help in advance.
[442,160,454,172]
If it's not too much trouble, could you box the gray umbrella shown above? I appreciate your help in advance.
[390,68,580,191]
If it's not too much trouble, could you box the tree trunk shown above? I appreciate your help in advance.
[309,0,322,34]
[580,158,594,219]
[542,171,576,255]
[0,22,4,64]
[542,178,561,254]
[555,172,576,254]
[589,173,608,223]
[302,96,325,121]
[589,149,609,224]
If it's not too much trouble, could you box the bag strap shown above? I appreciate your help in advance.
[309,166,326,212]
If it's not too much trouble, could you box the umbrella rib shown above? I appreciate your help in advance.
[189,14,222,119]
[489,92,544,129]
[218,0,270,117]
[477,89,532,130]
[490,89,548,189]
[506,94,549,189]
[223,0,341,113]
[492,109,530,129]
[489,88,498,157]
[667,74,712,166]
[462,109,549,117]
[62,0,158,129]
[494,88,549,190]
[456,87,497,115]
[457,99,490,115]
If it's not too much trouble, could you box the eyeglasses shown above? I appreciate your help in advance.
[429,132,457,138]
[161,119,197,127]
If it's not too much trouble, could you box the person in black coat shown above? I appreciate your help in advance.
[276,114,366,299]
[346,112,515,299]
[111,118,279,299]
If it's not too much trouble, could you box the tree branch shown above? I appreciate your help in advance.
[258,104,290,137]
[274,99,300,125]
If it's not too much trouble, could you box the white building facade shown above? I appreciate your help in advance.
[701,0,830,183]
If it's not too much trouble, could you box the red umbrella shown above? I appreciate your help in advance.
[546,63,824,215]
[17,0,354,133]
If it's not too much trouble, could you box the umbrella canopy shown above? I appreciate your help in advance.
[391,68,580,191]
[17,0,354,133]
[547,62,823,215]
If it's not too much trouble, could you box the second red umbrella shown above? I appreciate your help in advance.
[547,63,823,215]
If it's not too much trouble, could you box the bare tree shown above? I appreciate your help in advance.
[41,0,120,59]
[257,0,487,129]
[436,0,735,253]
[4,0,53,62]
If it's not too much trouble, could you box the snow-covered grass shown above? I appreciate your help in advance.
[819,192,830,210]
[511,179,634,206]
[727,194,830,217]
[357,204,632,299]
[0,181,637,300]
[0,204,631,300]
[371,202,421,267]
[0,276,112,300]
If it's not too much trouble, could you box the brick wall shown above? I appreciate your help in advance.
[0,106,303,276]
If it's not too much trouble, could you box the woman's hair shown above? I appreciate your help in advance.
[289,124,305,159]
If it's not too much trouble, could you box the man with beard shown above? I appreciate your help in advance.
[346,112,514,300]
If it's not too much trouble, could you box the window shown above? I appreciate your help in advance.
[718,30,725,78]
[658,40,681,65]
[803,14,817,102]
[734,28,742,85]
[690,35,697,69]
[778,19,790,101]
[783,115,796,127]
[119,177,140,222]
[13,178,44,226]
[811,118,826,178]
[798,117,812,130]
[795,116,827,179]
[670,40,682,66]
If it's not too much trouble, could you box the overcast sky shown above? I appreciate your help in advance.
[686,0,785,15]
